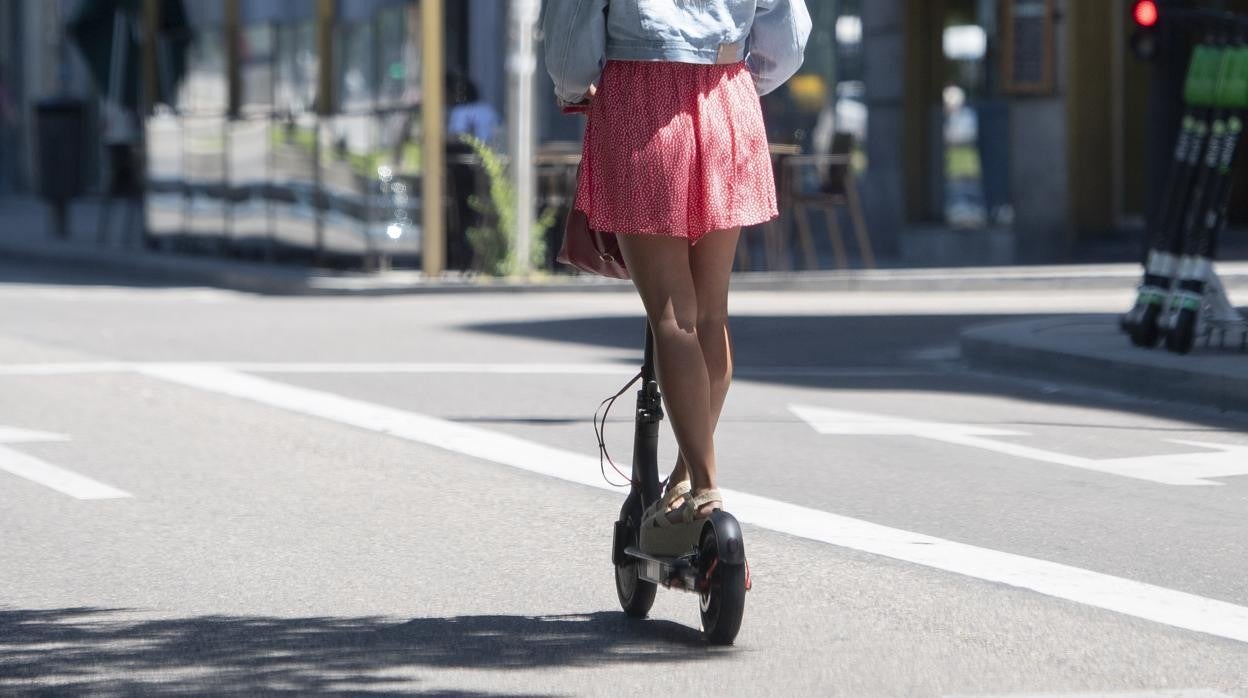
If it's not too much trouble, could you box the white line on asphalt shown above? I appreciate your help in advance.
[945,691,1235,698]
[0,363,139,376]
[137,364,1248,645]
[789,404,1248,486]
[0,362,931,379]
[0,428,131,500]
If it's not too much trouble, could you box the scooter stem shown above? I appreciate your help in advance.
[633,323,663,509]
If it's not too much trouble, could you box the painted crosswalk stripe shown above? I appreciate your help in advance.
[137,364,1248,646]
[0,439,130,499]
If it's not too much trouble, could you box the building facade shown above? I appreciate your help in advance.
[3,0,1246,269]
[854,0,1248,264]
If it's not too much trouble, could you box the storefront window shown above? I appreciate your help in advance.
[337,20,376,113]
[143,0,430,267]
[941,0,1012,228]
[275,20,317,116]
[760,0,864,157]
[180,28,227,115]
[377,3,420,108]
[239,24,274,115]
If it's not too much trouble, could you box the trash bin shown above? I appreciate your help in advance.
[34,97,88,238]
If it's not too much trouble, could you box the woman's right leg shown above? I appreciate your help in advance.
[614,232,719,508]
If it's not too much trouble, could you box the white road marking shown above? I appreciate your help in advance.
[790,404,1248,486]
[136,364,1248,645]
[0,362,930,379]
[0,363,139,376]
[0,427,131,500]
[946,692,1235,698]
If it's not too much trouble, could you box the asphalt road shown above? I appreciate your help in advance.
[1,261,1246,697]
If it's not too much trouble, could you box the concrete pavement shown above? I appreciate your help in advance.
[962,315,1248,414]
[7,194,1248,296]
[2,261,1248,695]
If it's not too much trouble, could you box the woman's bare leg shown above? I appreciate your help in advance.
[615,233,719,514]
[664,227,740,503]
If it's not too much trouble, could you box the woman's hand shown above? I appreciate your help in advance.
[559,84,596,114]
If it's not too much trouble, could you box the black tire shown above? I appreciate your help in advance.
[1165,309,1197,354]
[1127,304,1162,348]
[698,525,746,646]
[615,504,657,619]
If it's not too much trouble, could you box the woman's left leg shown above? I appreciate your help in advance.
[614,232,719,509]
[664,227,741,500]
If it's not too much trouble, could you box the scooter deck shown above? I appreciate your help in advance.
[622,545,701,590]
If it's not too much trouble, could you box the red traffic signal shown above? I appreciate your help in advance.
[1134,0,1159,28]
[1130,0,1161,61]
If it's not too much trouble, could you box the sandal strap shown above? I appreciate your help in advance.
[688,488,723,509]
[672,488,724,524]
[643,478,690,518]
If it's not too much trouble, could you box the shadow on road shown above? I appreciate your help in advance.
[0,606,721,695]
[466,313,1014,369]
[463,314,1248,432]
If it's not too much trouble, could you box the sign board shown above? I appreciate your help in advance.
[1003,0,1055,94]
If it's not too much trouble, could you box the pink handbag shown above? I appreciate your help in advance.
[556,170,630,280]
[555,96,628,279]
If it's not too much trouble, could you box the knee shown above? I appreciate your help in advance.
[651,310,699,340]
[696,309,728,335]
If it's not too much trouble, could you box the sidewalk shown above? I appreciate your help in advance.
[961,315,1248,414]
[6,195,1248,295]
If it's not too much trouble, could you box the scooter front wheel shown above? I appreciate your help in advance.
[1126,303,1162,347]
[1165,308,1198,354]
[615,501,657,618]
[697,523,747,645]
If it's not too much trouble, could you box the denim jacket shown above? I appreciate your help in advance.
[541,0,811,103]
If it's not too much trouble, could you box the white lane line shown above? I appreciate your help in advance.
[0,429,131,500]
[946,692,1235,698]
[0,362,931,379]
[789,405,1248,486]
[0,363,139,376]
[137,364,1248,645]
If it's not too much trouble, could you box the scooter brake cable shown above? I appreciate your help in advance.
[594,370,643,488]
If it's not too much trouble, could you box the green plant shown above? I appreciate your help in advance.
[458,134,558,276]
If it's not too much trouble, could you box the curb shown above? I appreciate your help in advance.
[0,241,634,295]
[7,237,1248,296]
[960,316,1248,414]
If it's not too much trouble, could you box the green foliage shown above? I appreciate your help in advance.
[458,134,558,276]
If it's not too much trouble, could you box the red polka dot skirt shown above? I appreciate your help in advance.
[573,60,779,246]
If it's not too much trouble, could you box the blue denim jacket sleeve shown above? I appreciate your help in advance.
[541,0,608,105]
[747,0,812,96]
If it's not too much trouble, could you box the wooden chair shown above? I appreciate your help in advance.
[782,133,875,270]
[737,143,801,272]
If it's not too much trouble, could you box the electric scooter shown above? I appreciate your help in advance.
[607,323,750,645]
[1159,40,1248,354]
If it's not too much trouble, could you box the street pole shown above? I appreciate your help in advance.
[507,0,539,276]
[422,0,446,277]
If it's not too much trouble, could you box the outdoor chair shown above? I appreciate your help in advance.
[783,132,875,270]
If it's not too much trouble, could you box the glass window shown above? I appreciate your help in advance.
[275,21,317,116]
[239,24,275,115]
[377,3,421,108]
[180,27,228,115]
[337,21,376,113]
[761,0,865,157]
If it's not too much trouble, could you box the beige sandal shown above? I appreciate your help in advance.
[642,478,690,523]
[639,488,723,557]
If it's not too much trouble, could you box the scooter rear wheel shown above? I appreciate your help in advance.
[615,503,657,618]
[697,524,746,645]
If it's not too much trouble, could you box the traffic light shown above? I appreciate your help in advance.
[1131,0,1162,61]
